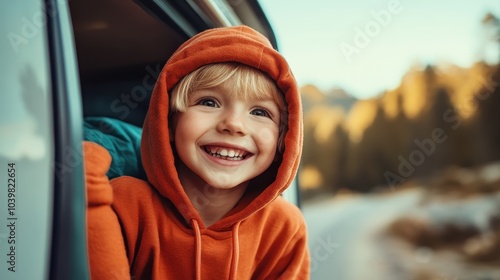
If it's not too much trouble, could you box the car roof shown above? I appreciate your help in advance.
[70,0,278,83]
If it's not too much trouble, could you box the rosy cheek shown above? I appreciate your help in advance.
[258,128,279,148]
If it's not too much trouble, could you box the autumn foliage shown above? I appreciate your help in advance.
[300,62,500,194]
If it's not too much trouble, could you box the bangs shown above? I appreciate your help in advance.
[170,63,285,112]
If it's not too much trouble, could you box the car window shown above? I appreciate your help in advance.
[69,0,300,206]
[1,1,300,279]
[0,1,54,278]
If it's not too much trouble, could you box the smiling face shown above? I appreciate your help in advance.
[169,63,286,191]
[172,84,280,190]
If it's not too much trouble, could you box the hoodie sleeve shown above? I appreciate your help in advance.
[84,141,130,279]
[276,223,310,280]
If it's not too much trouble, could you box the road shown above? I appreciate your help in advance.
[302,189,422,280]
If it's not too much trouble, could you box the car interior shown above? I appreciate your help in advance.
[70,0,278,127]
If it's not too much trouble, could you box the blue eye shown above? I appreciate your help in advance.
[251,108,270,117]
[197,98,218,107]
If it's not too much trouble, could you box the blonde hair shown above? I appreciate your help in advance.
[170,62,287,152]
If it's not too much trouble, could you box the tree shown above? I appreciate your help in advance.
[481,13,500,63]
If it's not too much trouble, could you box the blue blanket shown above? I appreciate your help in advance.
[83,117,146,180]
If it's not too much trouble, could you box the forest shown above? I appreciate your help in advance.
[299,13,500,195]
[300,61,500,194]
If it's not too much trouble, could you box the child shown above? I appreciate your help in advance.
[84,25,309,279]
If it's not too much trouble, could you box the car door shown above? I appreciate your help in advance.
[0,0,88,279]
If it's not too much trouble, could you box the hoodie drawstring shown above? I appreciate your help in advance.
[229,221,241,280]
[191,219,241,280]
[191,219,202,280]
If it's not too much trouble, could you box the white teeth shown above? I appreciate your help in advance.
[204,146,247,160]
[220,149,228,156]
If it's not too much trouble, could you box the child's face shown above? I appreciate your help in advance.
[172,84,280,190]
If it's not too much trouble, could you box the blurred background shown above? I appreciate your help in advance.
[260,0,500,279]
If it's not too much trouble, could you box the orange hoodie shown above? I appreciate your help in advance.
[85,25,309,279]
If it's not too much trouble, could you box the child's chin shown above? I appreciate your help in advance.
[206,179,249,191]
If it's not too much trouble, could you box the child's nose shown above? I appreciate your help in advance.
[217,110,247,135]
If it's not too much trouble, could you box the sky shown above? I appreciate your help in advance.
[259,0,500,99]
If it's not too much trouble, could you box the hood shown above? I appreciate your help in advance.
[141,25,303,230]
